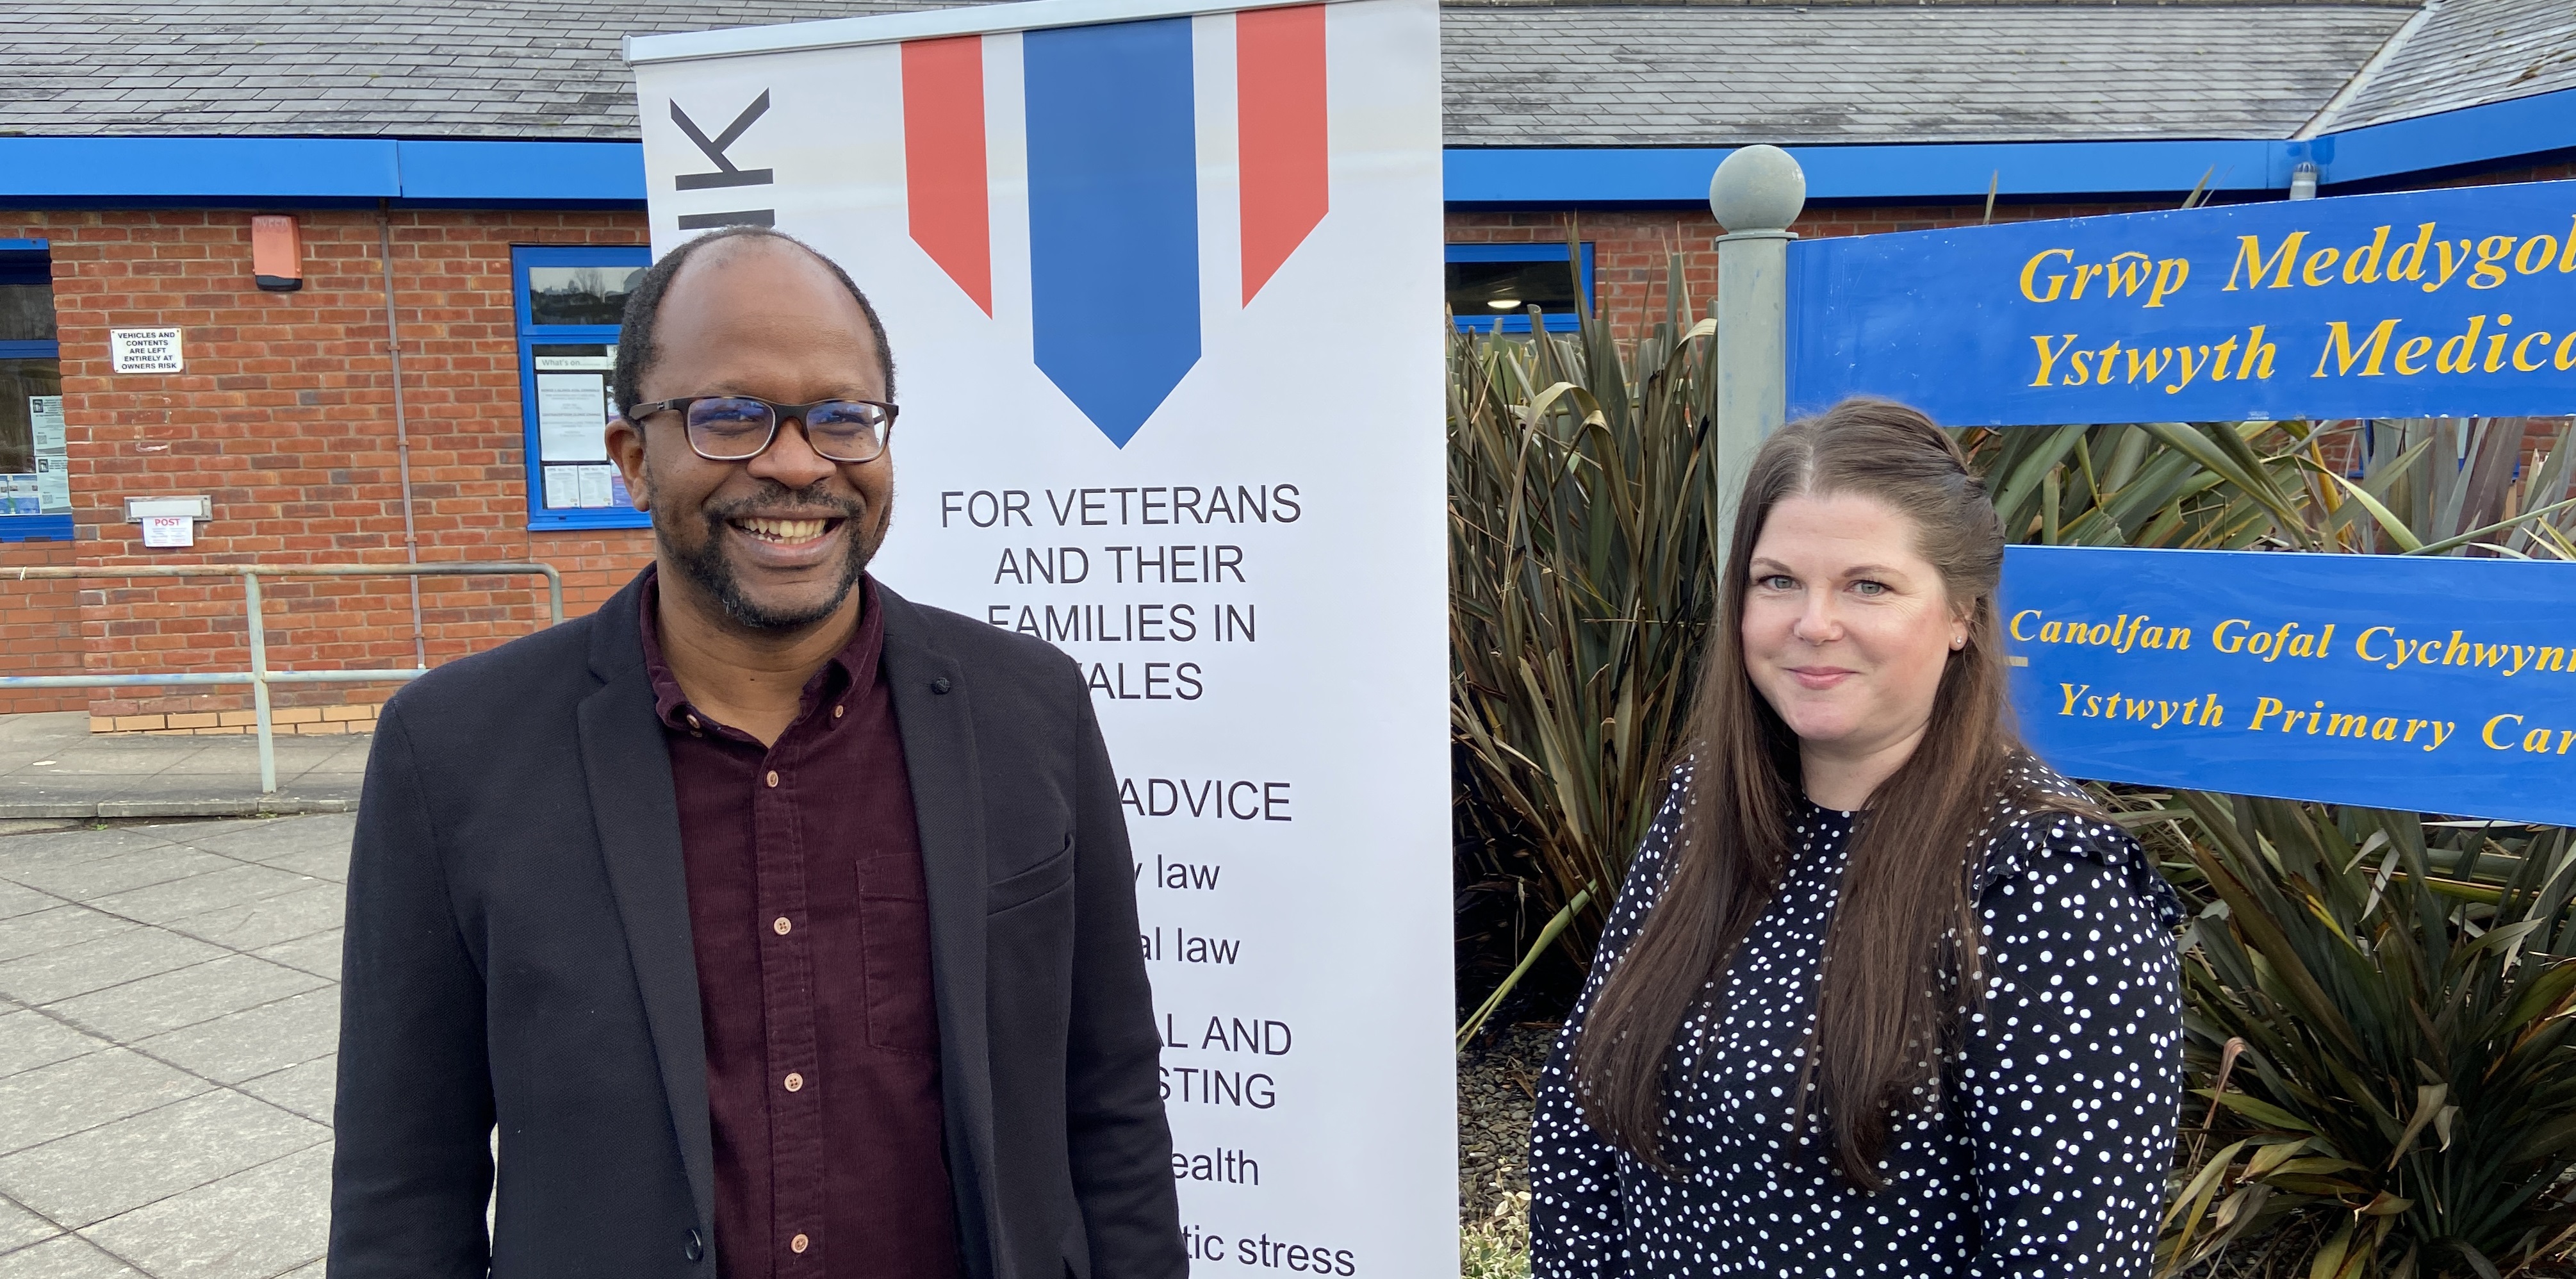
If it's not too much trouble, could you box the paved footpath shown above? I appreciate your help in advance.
[0,714,367,821]
[0,813,353,1279]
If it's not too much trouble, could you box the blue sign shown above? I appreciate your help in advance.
[2005,545,2576,825]
[1792,179,2576,426]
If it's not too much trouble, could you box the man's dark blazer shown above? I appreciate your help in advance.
[329,572,1185,1279]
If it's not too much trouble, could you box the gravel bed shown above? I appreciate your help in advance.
[1459,1022,1558,1225]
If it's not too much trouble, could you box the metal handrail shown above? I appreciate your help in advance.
[0,562,565,794]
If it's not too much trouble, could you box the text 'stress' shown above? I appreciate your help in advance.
[1792,179,2576,425]
[632,1,1454,1273]
[2008,546,2576,826]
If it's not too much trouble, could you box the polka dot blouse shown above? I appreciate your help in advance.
[1528,759,2185,1278]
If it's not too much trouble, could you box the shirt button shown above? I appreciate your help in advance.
[791,1234,810,1255]
[783,1072,803,1092]
[773,916,792,936]
[832,705,844,719]
[685,714,700,729]
[766,770,780,788]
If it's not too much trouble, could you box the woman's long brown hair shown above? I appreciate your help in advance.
[1570,397,2074,1188]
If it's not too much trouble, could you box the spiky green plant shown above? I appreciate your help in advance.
[1447,253,1727,1030]
[2108,793,2576,1279]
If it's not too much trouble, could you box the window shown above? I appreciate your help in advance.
[515,245,652,529]
[1446,243,1594,334]
[0,240,68,541]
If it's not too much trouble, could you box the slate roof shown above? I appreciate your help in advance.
[3,0,964,138]
[2315,0,2576,132]
[0,0,2558,147]
[1440,4,2413,144]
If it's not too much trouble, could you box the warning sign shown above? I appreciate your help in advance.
[109,329,183,374]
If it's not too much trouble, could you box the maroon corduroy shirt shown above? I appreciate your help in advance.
[639,568,964,1279]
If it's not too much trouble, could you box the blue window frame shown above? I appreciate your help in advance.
[514,245,652,530]
[1445,242,1595,334]
[0,239,69,542]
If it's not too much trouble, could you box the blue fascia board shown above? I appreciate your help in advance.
[0,239,49,252]
[2305,87,2576,188]
[393,140,646,202]
[0,137,402,199]
[0,85,2570,208]
[1445,138,2286,206]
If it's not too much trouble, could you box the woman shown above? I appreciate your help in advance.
[1527,399,2183,1278]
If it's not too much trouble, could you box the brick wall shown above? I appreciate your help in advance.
[0,208,655,729]
[0,541,88,715]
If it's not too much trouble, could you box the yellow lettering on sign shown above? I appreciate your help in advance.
[2146,258,2190,307]
[2436,316,2488,374]
[2387,223,2437,283]
[2314,319,2399,377]
[2028,333,2080,386]
[2470,235,2516,289]
[2517,235,2559,276]
[2019,249,2073,302]
[2225,232,2308,291]
[2343,225,2391,284]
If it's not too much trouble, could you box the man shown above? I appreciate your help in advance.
[331,226,1185,1279]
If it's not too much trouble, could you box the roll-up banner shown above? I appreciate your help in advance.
[1791,178,2576,427]
[629,0,1452,1274]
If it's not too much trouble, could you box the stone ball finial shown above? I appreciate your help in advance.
[1709,145,1807,234]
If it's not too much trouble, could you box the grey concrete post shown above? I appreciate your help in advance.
[1709,145,1807,552]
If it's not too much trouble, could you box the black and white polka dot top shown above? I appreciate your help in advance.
[1528,757,2184,1278]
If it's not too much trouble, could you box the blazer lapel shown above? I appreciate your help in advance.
[877,585,1002,1279]
[576,576,718,1244]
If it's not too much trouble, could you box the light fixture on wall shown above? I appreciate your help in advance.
[2288,162,2320,202]
[252,215,304,292]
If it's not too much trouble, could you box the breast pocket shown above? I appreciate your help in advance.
[858,855,942,1058]
[987,835,1076,915]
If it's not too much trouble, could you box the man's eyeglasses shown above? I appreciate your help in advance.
[622,396,898,464]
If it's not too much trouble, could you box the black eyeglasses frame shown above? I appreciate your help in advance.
[621,395,899,464]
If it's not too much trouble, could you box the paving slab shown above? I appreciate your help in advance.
[161,886,343,954]
[236,1057,334,1126]
[0,830,183,879]
[0,884,60,923]
[0,1235,143,1278]
[0,1049,210,1157]
[0,930,229,1007]
[0,852,236,907]
[79,1144,331,1279]
[132,989,339,1087]
[44,957,327,1044]
[181,819,354,882]
[0,1012,106,1082]
[0,907,134,967]
[0,1196,61,1255]
[247,931,340,984]
[83,866,321,930]
[0,1091,327,1229]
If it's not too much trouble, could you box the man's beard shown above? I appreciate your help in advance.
[657,479,883,632]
